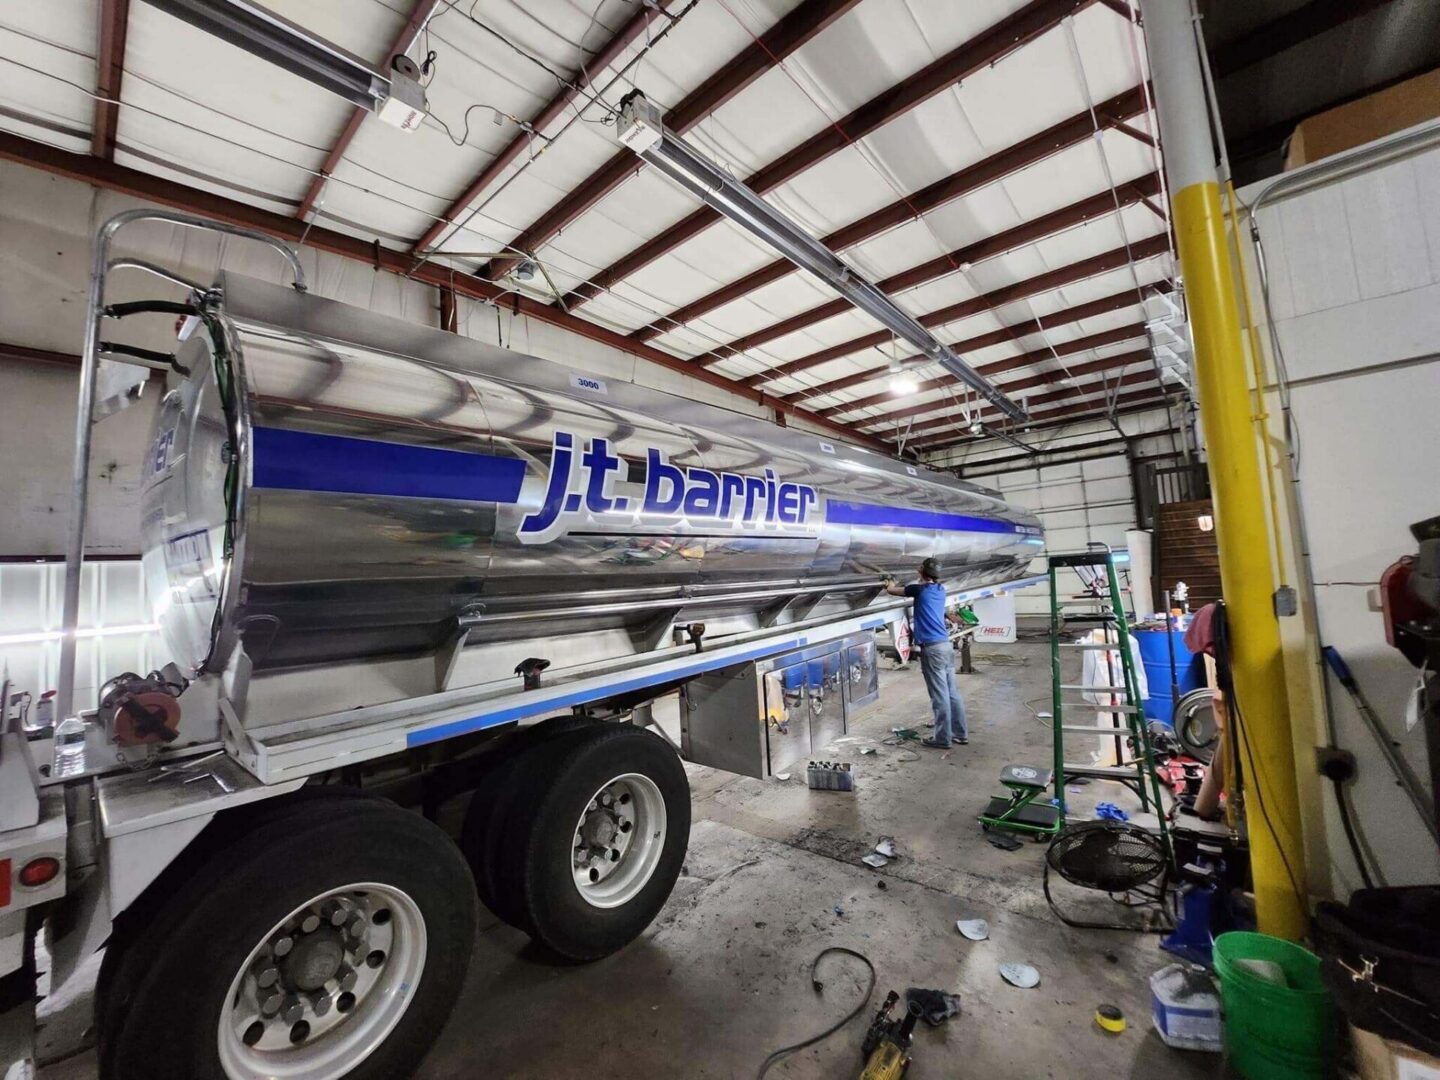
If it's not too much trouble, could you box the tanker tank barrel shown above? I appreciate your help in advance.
[137,272,1042,679]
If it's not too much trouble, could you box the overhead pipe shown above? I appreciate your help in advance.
[615,93,1027,422]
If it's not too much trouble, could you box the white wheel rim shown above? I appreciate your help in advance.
[217,882,426,1080]
[571,773,666,909]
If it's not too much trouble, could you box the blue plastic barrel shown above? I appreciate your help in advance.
[1133,627,1204,726]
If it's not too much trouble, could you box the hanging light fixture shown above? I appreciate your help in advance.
[889,372,919,396]
[616,91,1026,422]
[144,0,429,131]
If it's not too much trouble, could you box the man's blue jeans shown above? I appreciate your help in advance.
[918,640,967,746]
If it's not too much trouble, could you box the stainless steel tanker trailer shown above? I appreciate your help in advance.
[0,212,1042,1080]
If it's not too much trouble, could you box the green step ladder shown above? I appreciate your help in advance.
[1046,549,1171,854]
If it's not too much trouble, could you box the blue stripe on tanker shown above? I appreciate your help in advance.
[251,426,527,503]
[825,500,1032,536]
[250,426,1033,537]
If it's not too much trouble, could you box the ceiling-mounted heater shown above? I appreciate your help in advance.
[616,92,1027,423]
[143,0,428,131]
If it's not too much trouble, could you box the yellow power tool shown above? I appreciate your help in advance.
[858,991,920,1079]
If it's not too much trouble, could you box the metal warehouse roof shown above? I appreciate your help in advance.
[0,0,1186,458]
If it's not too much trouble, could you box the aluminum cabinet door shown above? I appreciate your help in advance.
[844,637,879,709]
[807,649,847,753]
[763,661,811,776]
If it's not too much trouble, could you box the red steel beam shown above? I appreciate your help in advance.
[693,169,1160,363]
[869,349,1154,435]
[412,0,680,254]
[832,325,1149,424]
[478,0,863,282]
[916,383,1171,453]
[635,85,1150,343]
[783,280,1173,407]
[743,231,1170,388]
[566,0,1098,308]
[0,131,890,453]
[92,0,131,159]
[909,372,1160,449]
[0,342,79,369]
[296,0,441,221]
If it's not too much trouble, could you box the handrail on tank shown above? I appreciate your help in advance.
[55,209,307,720]
[106,257,210,296]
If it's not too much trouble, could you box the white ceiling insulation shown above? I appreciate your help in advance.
[0,0,1177,457]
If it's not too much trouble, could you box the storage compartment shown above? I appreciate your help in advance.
[681,632,873,778]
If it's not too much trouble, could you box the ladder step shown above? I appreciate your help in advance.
[1058,701,1141,713]
[1058,642,1125,650]
[1059,684,1130,692]
[1058,598,1114,606]
[1049,554,1117,567]
[1063,765,1145,781]
[1060,724,1134,734]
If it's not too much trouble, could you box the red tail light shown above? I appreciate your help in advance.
[19,856,60,888]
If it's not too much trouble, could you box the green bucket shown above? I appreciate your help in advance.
[1213,932,1336,1080]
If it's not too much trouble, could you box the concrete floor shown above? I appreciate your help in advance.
[42,634,1221,1079]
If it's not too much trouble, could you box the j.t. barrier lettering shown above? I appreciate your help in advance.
[518,432,818,544]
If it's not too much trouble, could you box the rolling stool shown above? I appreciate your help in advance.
[979,764,1061,836]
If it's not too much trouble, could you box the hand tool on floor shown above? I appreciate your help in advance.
[858,991,920,1079]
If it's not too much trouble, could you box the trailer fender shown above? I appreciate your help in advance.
[47,757,303,994]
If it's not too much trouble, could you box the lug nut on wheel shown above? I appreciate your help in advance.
[281,996,304,1025]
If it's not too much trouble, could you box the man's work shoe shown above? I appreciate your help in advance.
[921,737,952,749]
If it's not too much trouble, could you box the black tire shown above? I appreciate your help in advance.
[97,794,475,1080]
[96,787,389,1074]
[515,725,690,961]
[459,725,596,927]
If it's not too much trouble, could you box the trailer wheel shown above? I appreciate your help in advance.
[97,795,475,1080]
[515,725,690,960]
[459,725,596,928]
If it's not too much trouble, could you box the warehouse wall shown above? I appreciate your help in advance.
[927,409,1185,614]
[0,158,793,556]
[1242,127,1440,892]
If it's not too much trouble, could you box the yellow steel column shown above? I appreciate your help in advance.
[1140,0,1308,938]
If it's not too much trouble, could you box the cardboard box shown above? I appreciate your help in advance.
[1284,70,1440,170]
[1353,1024,1440,1080]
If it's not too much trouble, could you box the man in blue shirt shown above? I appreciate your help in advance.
[885,558,967,748]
